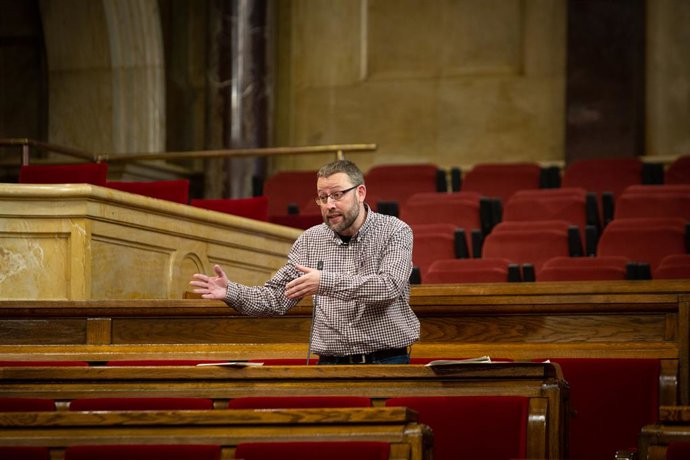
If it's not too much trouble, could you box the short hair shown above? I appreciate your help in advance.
[317,160,364,186]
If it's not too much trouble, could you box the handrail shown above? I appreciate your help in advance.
[0,138,95,165]
[0,138,376,166]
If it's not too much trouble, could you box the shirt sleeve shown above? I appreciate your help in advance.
[224,235,308,316]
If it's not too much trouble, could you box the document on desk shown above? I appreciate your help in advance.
[424,356,492,366]
[195,362,264,367]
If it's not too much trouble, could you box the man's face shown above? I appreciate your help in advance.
[316,172,365,235]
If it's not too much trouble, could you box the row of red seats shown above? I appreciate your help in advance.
[0,357,670,460]
[412,218,689,283]
[407,183,690,283]
[16,155,690,225]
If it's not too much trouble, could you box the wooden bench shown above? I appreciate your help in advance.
[637,406,690,460]
[0,407,430,460]
[0,362,564,459]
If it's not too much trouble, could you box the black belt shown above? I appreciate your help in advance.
[318,347,408,364]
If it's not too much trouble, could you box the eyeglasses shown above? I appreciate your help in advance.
[315,184,361,205]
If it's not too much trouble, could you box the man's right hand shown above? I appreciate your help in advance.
[190,264,229,300]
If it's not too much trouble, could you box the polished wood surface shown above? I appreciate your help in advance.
[638,407,690,460]
[0,362,563,459]
[0,407,429,460]
[1,281,687,403]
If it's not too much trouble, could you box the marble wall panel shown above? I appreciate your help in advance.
[0,231,71,299]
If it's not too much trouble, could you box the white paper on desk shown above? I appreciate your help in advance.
[195,362,264,367]
[424,356,492,366]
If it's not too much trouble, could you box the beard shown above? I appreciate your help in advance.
[323,199,360,234]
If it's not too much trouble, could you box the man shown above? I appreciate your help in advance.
[190,159,419,364]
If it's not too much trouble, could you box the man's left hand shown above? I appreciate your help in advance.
[285,263,321,299]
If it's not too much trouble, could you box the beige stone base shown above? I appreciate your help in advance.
[0,184,300,300]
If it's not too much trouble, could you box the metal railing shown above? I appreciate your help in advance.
[0,138,377,167]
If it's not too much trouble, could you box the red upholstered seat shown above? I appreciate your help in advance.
[424,258,516,284]
[615,185,690,221]
[654,254,690,279]
[483,220,582,272]
[65,445,221,460]
[234,441,390,460]
[666,441,690,460]
[365,163,444,213]
[0,398,55,412]
[263,170,318,217]
[268,213,323,229]
[401,192,483,255]
[191,196,269,221]
[107,179,190,204]
[503,187,600,241]
[461,162,542,203]
[597,217,688,271]
[385,396,528,460]
[562,157,644,199]
[0,447,50,460]
[19,162,109,186]
[543,358,660,460]
[69,397,214,411]
[410,224,461,281]
[226,396,371,409]
[537,255,630,281]
[665,155,690,184]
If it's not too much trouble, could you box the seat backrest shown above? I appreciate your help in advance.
[384,396,528,460]
[65,445,221,460]
[365,163,443,212]
[226,396,371,409]
[410,224,459,279]
[263,170,318,216]
[424,258,514,284]
[461,162,542,203]
[597,217,688,271]
[69,397,214,411]
[665,155,690,184]
[234,441,390,460]
[562,157,643,199]
[537,255,630,281]
[0,397,56,412]
[19,162,108,186]
[483,220,580,271]
[107,179,190,204]
[503,187,593,227]
[542,358,659,460]
[614,186,690,221]
[400,192,482,230]
[191,196,269,221]
[654,253,690,280]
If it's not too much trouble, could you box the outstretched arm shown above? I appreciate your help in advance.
[190,264,229,300]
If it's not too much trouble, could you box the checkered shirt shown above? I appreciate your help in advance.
[225,207,420,356]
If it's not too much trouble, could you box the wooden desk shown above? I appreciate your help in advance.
[0,362,564,459]
[0,407,430,460]
[1,281,687,402]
